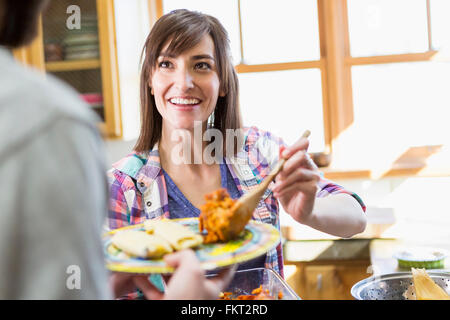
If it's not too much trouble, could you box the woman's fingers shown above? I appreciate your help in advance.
[275,167,320,190]
[109,272,136,298]
[110,272,166,300]
[274,180,318,198]
[133,276,165,300]
[279,150,314,178]
[164,249,202,272]
[273,168,320,195]
[280,137,310,159]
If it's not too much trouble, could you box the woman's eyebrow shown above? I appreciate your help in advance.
[157,52,215,61]
[191,54,215,61]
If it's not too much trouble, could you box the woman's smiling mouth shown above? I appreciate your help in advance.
[168,97,202,110]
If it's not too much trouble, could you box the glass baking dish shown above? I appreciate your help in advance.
[209,267,301,300]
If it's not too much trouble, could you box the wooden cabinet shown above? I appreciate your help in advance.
[13,0,122,138]
[285,260,371,300]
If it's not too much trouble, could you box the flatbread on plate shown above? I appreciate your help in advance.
[111,230,173,259]
[144,219,203,251]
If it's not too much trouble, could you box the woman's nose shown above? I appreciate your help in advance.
[174,68,194,91]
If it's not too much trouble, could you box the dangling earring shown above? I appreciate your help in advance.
[207,110,215,128]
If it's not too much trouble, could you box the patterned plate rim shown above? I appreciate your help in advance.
[103,218,280,274]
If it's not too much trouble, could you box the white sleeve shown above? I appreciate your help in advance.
[0,115,112,299]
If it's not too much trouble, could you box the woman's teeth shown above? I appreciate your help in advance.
[169,98,200,105]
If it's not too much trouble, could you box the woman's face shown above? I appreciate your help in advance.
[150,34,224,131]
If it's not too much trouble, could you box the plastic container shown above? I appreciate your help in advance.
[209,267,300,300]
[393,247,448,269]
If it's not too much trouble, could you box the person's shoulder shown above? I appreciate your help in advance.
[1,59,98,128]
[0,59,101,156]
[31,71,97,124]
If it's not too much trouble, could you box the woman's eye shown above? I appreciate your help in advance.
[195,62,211,70]
[158,61,172,68]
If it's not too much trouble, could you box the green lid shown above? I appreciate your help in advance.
[394,246,448,269]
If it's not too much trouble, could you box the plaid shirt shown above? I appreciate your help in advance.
[107,126,366,290]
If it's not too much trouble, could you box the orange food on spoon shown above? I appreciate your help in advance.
[199,188,242,243]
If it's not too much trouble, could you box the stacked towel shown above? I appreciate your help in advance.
[63,16,100,60]
[80,93,104,119]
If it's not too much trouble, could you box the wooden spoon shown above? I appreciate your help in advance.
[226,130,311,237]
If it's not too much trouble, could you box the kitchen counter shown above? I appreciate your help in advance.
[369,239,450,275]
[282,211,450,274]
[283,238,449,277]
[283,237,449,299]
[283,238,371,262]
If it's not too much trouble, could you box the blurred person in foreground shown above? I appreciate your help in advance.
[0,0,233,299]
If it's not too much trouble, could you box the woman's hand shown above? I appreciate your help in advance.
[272,137,320,224]
[110,249,236,300]
[109,271,153,299]
[161,250,236,300]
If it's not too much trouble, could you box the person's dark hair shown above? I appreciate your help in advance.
[0,0,49,48]
[135,9,242,154]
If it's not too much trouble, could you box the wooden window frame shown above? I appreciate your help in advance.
[326,0,450,179]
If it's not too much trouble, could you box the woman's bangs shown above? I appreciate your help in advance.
[164,27,209,57]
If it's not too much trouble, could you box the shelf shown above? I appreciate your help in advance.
[45,59,101,72]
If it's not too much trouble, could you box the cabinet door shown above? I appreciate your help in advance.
[304,265,344,299]
[303,264,369,300]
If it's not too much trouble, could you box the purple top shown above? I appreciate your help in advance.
[162,161,267,272]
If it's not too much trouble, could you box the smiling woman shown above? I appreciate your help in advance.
[135,9,241,154]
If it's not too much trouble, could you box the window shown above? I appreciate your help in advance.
[161,0,325,153]
[347,0,429,56]
[342,0,450,174]
[150,0,450,176]
[239,0,320,64]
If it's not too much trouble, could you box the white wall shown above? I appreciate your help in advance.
[104,138,137,165]
[113,0,150,141]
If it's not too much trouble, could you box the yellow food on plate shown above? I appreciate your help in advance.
[111,230,173,259]
[411,268,450,300]
[144,219,203,251]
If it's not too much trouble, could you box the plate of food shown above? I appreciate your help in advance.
[103,217,280,274]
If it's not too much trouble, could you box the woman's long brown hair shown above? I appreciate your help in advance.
[134,9,242,155]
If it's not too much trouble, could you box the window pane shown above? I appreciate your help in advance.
[430,0,450,50]
[238,69,325,152]
[347,0,429,57]
[240,0,320,64]
[162,0,241,65]
[345,62,450,166]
